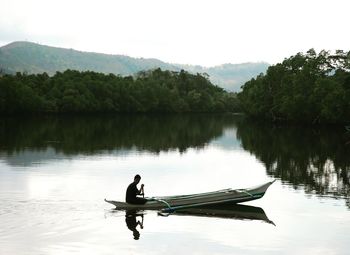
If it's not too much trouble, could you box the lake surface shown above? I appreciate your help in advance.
[0,114,349,254]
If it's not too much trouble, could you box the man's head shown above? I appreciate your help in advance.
[133,230,140,240]
[134,174,141,184]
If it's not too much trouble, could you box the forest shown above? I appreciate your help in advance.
[0,68,240,114]
[238,49,350,123]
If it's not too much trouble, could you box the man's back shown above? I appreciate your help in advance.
[126,182,138,203]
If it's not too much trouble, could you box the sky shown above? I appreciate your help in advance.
[0,0,349,67]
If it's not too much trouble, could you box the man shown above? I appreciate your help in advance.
[126,174,148,204]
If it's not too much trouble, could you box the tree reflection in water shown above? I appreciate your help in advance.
[0,114,236,155]
[1,114,349,207]
[236,118,350,207]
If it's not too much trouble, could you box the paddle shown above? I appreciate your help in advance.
[140,184,145,198]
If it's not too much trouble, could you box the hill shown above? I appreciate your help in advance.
[0,41,269,91]
[178,62,270,92]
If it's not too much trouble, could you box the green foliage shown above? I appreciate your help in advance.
[0,68,241,114]
[238,49,350,123]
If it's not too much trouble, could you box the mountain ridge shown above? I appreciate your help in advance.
[0,41,269,91]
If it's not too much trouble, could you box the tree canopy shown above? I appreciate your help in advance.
[238,49,350,123]
[0,68,240,114]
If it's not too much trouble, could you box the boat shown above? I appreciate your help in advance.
[105,180,275,211]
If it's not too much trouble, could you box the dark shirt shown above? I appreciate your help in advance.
[126,182,140,203]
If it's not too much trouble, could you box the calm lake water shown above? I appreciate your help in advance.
[0,114,349,254]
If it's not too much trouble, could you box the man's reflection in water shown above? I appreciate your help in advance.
[125,210,144,240]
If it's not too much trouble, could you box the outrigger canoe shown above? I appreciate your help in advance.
[105,180,275,212]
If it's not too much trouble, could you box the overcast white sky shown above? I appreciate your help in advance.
[0,0,349,66]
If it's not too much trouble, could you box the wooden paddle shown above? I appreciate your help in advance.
[141,184,145,198]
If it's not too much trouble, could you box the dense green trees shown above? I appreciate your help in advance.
[0,68,240,114]
[238,49,350,123]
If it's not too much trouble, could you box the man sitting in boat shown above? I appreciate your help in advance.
[126,174,148,204]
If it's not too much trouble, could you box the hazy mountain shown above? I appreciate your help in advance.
[177,62,270,92]
[0,41,177,75]
[0,41,269,91]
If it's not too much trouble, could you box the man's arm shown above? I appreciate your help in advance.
[135,184,144,195]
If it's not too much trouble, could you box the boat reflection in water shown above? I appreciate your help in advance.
[108,204,274,240]
[125,210,144,240]
[169,204,275,226]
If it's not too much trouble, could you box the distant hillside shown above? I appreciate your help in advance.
[0,41,269,91]
[177,62,270,92]
[0,41,176,75]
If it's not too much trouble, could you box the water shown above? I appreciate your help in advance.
[0,115,349,254]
